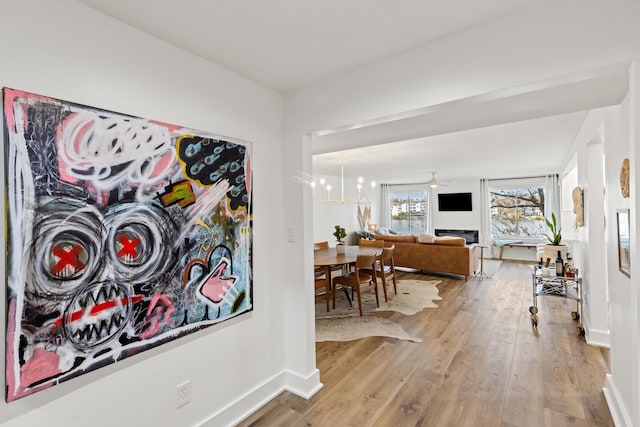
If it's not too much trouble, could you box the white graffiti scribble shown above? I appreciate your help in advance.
[57,111,174,197]
[176,179,231,246]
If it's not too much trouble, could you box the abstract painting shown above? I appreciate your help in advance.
[3,88,253,402]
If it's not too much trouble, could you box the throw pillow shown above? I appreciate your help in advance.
[434,236,466,246]
[417,233,437,244]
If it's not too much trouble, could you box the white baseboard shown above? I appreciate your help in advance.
[586,327,610,348]
[199,369,322,427]
[603,374,633,427]
[284,368,323,399]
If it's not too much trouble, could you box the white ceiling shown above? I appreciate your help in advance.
[76,0,532,93]
[313,112,589,185]
[75,1,629,184]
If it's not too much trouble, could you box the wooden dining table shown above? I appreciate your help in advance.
[313,245,382,305]
[314,245,373,265]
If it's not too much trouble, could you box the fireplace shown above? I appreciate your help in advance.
[434,229,479,244]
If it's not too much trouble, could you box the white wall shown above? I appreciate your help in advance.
[284,1,640,426]
[562,108,610,349]
[561,156,579,242]
[432,180,481,233]
[0,1,293,426]
[311,175,366,244]
[602,80,636,427]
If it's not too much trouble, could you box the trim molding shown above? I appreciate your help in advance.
[586,328,610,348]
[200,369,322,427]
[603,374,632,427]
[284,368,323,399]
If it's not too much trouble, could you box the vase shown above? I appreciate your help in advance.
[336,244,346,254]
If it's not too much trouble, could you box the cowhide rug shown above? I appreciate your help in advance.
[315,279,441,342]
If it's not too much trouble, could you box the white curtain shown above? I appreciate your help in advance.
[544,174,561,221]
[479,178,494,257]
[426,187,434,234]
[379,183,391,228]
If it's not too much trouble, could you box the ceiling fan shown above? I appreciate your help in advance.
[427,171,448,188]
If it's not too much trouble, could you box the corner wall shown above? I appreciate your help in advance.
[600,88,635,426]
[0,1,289,426]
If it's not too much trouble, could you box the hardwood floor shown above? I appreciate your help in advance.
[238,261,613,426]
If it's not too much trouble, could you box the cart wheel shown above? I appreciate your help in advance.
[529,306,538,315]
[578,326,585,337]
[571,311,580,321]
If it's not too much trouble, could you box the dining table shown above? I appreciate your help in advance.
[313,245,382,306]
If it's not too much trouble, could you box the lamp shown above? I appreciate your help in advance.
[312,153,375,204]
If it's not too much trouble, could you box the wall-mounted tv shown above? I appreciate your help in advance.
[438,192,473,211]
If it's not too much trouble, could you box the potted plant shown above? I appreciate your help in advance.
[542,212,568,265]
[333,225,347,254]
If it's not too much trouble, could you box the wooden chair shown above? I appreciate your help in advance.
[358,237,384,277]
[314,265,331,312]
[362,245,397,301]
[315,240,343,277]
[314,241,329,250]
[332,254,379,316]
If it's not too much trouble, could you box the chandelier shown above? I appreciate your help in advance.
[311,153,375,204]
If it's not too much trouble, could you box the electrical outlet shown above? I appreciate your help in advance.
[176,380,192,408]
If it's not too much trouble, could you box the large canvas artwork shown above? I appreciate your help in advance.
[3,88,253,402]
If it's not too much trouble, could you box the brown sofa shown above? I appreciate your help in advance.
[373,233,478,280]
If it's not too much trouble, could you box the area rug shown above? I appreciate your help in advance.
[315,316,422,342]
[316,279,442,318]
[314,279,441,342]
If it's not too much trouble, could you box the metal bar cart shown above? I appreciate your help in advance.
[529,267,584,336]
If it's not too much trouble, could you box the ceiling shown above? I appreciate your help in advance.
[313,112,589,185]
[76,0,532,93]
[312,63,630,183]
[76,1,629,184]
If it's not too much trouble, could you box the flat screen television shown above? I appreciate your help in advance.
[438,192,472,211]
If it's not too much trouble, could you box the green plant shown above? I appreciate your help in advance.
[332,225,347,244]
[545,212,562,245]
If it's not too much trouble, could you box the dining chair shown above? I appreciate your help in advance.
[332,253,378,316]
[315,240,343,277]
[314,265,331,312]
[362,244,397,302]
[358,238,384,277]
[314,241,329,250]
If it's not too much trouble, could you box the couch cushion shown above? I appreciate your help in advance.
[434,236,466,246]
[417,233,437,244]
[376,226,389,235]
[374,233,416,243]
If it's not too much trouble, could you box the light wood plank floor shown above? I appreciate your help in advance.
[238,261,613,427]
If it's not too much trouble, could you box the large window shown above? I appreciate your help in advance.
[389,191,428,234]
[490,185,546,238]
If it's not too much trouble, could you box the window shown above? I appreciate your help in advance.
[389,191,428,234]
[490,185,546,238]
